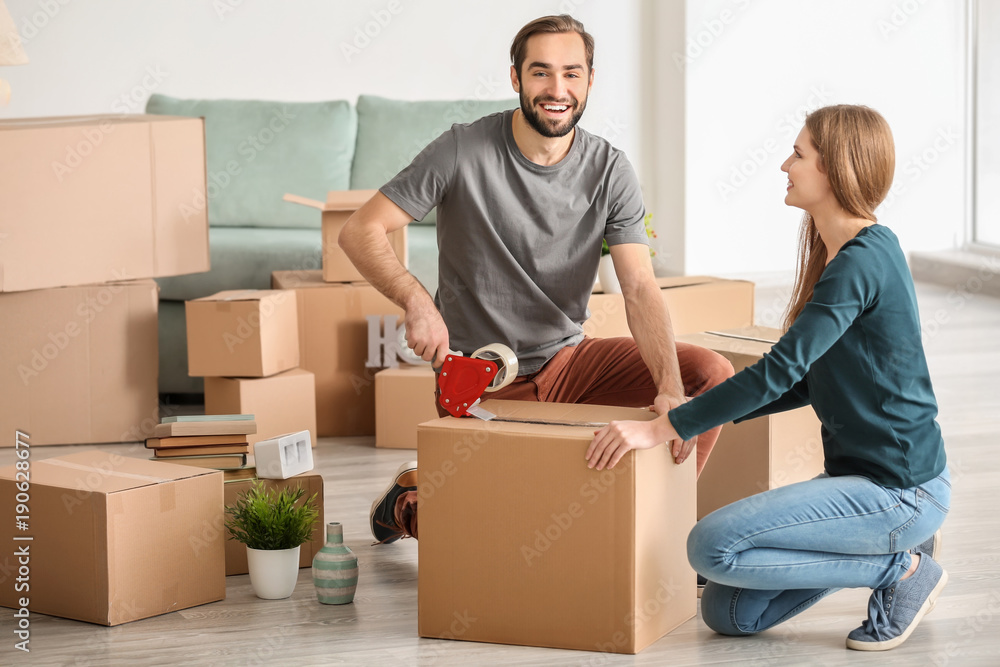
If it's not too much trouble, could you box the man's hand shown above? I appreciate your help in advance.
[404,298,451,368]
[586,414,678,470]
[652,394,698,466]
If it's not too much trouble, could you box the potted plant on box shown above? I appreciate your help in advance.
[225,481,320,599]
[598,213,657,294]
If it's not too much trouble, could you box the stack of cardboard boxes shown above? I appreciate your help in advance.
[273,190,407,437]
[0,115,210,446]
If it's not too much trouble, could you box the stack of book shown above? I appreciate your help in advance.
[148,414,258,480]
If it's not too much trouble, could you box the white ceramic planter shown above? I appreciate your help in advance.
[246,545,301,599]
[597,254,622,294]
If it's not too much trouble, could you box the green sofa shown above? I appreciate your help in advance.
[147,93,515,395]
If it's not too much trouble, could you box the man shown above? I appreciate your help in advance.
[340,15,733,545]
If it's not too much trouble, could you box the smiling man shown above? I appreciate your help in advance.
[339,15,733,545]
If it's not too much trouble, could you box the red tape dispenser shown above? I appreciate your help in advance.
[437,344,518,419]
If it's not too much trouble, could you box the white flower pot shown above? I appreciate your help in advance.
[597,254,621,294]
[246,545,301,599]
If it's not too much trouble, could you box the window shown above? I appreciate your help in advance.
[974,0,1000,246]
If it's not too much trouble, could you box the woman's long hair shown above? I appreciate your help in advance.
[783,105,896,330]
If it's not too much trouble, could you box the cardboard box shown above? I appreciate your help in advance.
[271,270,404,437]
[223,473,324,576]
[417,400,696,654]
[186,290,299,378]
[205,368,317,448]
[0,280,159,446]
[584,276,755,338]
[283,190,407,283]
[0,450,225,625]
[375,364,437,449]
[676,327,825,519]
[0,114,209,293]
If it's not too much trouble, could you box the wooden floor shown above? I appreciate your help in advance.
[2,280,999,666]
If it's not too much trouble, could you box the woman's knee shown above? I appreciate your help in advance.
[687,517,725,577]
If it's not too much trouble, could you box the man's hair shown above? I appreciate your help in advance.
[510,14,594,77]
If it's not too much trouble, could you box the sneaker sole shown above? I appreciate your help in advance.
[369,461,418,543]
[846,568,949,651]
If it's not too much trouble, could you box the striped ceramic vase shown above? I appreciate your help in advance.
[312,522,359,604]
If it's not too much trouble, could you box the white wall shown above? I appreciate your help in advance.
[681,0,968,275]
[1,0,645,164]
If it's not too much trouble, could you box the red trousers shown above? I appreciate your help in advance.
[437,336,735,476]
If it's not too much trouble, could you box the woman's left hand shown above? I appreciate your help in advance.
[586,414,679,470]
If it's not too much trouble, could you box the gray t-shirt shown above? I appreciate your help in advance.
[381,109,647,375]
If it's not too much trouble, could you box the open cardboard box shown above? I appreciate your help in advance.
[417,400,696,654]
[283,190,407,283]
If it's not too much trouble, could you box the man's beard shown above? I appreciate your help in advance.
[518,89,588,138]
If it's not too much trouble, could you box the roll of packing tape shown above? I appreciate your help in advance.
[396,325,431,366]
[471,343,518,391]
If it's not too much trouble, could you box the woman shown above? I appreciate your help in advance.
[585,104,950,652]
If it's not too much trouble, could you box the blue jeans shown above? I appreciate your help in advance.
[689,469,951,635]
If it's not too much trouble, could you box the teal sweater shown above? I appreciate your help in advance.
[669,225,946,489]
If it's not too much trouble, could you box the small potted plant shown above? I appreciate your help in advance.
[225,481,320,599]
[598,213,657,294]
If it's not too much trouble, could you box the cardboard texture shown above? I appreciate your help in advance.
[222,474,324,576]
[0,114,209,293]
[0,280,159,446]
[677,326,825,519]
[186,290,299,378]
[585,276,755,338]
[283,190,407,283]
[375,364,437,449]
[417,400,696,654]
[205,368,317,448]
[0,450,225,625]
[271,270,404,437]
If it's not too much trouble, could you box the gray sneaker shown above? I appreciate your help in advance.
[911,529,942,559]
[846,555,948,651]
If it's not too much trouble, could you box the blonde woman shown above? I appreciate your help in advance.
[586,105,949,651]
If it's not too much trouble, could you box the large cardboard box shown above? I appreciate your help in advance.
[186,290,299,378]
[585,276,755,338]
[283,190,407,283]
[418,400,696,654]
[205,368,317,448]
[223,473,325,576]
[271,270,404,437]
[375,364,437,449]
[0,114,209,293]
[0,450,225,625]
[0,280,159,446]
[677,327,825,519]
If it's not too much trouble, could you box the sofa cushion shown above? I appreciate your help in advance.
[146,94,356,229]
[350,95,516,223]
[156,227,322,301]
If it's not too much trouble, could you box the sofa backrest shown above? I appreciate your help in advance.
[350,95,516,224]
[146,94,356,229]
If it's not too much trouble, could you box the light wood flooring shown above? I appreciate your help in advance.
[1,280,998,666]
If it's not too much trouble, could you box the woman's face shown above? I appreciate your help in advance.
[780,126,833,213]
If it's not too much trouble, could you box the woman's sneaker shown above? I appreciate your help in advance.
[912,529,942,559]
[846,555,948,651]
[369,461,418,544]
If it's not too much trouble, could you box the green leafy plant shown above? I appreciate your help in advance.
[601,213,657,257]
[224,481,320,550]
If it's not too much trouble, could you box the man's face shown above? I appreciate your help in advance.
[511,32,594,138]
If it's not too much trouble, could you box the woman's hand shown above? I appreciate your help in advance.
[586,413,680,470]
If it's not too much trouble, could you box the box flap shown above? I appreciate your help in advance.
[283,190,378,212]
[271,270,367,290]
[193,289,285,303]
[0,450,217,493]
[0,114,199,131]
[704,325,782,344]
[419,400,655,438]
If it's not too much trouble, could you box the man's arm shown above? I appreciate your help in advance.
[608,243,684,402]
[339,192,450,366]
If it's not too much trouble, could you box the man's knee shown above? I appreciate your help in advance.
[703,349,735,386]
